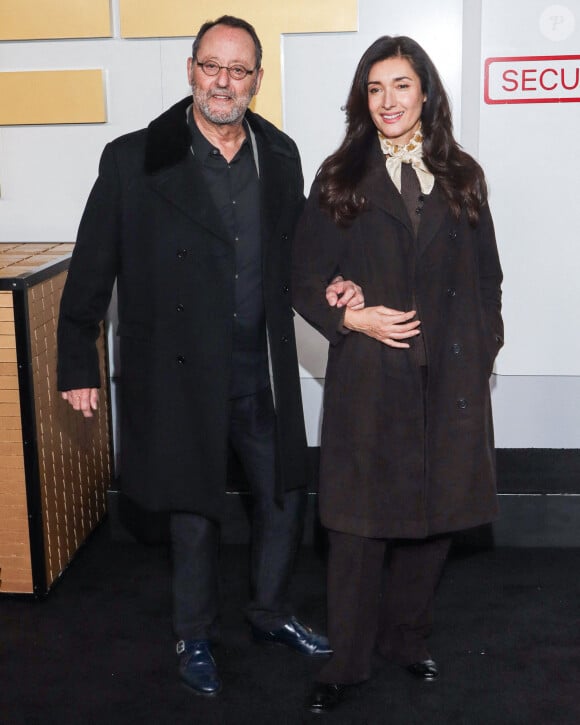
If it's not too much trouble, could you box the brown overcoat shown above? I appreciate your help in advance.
[292,141,504,538]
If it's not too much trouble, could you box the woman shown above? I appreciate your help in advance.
[292,35,503,713]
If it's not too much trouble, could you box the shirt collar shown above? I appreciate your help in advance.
[186,103,249,163]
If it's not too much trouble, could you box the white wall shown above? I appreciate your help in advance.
[479,0,580,377]
[477,0,580,447]
[0,0,578,449]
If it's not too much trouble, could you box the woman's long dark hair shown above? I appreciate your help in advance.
[318,36,487,226]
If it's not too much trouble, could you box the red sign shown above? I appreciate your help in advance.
[484,55,580,104]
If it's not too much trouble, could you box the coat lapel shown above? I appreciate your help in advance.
[361,139,450,256]
[252,125,284,244]
[143,96,231,245]
[147,152,231,244]
[359,142,415,239]
[416,182,449,255]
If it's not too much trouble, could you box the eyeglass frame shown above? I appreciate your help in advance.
[195,60,257,80]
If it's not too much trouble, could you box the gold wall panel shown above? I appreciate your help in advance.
[0,71,106,126]
[119,0,358,126]
[119,0,357,37]
[0,0,111,41]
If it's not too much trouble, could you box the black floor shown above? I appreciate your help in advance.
[1,523,579,725]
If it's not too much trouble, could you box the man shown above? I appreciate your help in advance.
[57,16,362,696]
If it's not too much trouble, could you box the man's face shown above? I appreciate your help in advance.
[187,24,263,126]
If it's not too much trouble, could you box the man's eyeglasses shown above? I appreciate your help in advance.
[196,61,255,80]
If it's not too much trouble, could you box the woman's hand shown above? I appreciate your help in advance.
[325,276,365,310]
[61,388,99,418]
[343,306,421,348]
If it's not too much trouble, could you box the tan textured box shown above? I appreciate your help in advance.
[0,243,111,596]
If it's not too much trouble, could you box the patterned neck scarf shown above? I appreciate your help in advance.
[378,126,435,195]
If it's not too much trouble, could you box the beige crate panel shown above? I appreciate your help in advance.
[0,243,74,277]
[0,291,33,593]
[28,271,111,589]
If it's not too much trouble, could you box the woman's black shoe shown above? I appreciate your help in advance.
[406,658,439,681]
[306,682,349,713]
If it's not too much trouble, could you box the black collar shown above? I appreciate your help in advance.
[144,96,294,175]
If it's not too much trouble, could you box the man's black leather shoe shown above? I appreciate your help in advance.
[406,658,439,681]
[177,639,222,696]
[306,682,349,713]
[251,616,332,656]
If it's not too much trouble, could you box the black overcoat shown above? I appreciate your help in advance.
[57,97,308,518]
[292,141,504,539]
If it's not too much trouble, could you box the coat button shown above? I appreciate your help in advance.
[457,398,468,409]
[282,284,289,294]
[451,343,462,355]
[176,304,184,312]
[448,230,457,240]
[176,355,186,365]
[281,335,289,343]
[447,287,456,297]
[281,233,288,241]
[176,249,188,260]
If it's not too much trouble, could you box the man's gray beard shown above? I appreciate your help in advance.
[192,79,257,125]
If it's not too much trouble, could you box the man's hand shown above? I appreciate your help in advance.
[343,306,421,348]
[61,388,99,418]
[325,276,365,310]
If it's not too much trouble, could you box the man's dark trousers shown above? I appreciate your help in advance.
[170,386,306,640]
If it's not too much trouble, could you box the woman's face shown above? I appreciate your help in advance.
[367,56,426,146]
